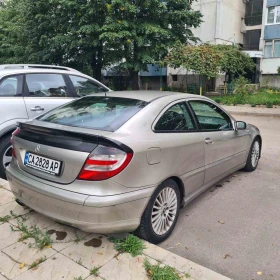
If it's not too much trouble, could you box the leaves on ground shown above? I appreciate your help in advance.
[19,262,25,269]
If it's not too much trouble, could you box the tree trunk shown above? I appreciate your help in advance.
[91,52,97,79]
[91,42,103,81]
[130,70,139,90]
[95,42,103,81]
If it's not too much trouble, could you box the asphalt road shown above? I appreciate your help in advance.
[160,115,280,280]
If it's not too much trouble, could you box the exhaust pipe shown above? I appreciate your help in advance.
[15,199,26,207]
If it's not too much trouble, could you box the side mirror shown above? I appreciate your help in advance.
[236,121,247,130]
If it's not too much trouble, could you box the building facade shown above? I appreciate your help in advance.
[168,0,264,92]
[260,0,280,86]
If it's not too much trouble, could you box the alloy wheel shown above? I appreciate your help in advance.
[151,187,178,236]
[251,141,260,168]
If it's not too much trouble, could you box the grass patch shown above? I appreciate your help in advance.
[74,233,85,244]
[0,211,21,223]
[211,92,280,107]
[11,219,52,249]
[74,277,83,280]
[76,258,83,265]
[144,258,181,280]
[185,273,191,278]
[0,215,11,223]
[109,234,145,257]
[29,256,46,269]
[90,267,99,276]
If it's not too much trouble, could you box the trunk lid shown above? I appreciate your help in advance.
[13,121,112,184]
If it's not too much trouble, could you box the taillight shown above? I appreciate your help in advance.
[10,128,20,158]
[78,145,133,181]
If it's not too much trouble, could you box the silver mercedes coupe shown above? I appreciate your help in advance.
[6,91,262,244]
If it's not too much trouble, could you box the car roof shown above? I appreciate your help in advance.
[0,68,80,76]
[98,90,210,102]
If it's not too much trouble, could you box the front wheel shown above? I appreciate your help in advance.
[243,138,260,172]
[135,179,181,244]
[0,135,12,179]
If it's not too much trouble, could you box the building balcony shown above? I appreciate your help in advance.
[244,13,263,26]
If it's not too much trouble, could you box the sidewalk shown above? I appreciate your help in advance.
[0,178,231,280]
[222,105,280,117]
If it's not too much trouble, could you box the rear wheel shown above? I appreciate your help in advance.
[243,138,260,172]
[0,135,12,179]
[135,179,181,244]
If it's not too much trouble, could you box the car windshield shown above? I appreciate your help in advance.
[38,96,149,132]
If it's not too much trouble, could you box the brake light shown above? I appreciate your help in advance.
[10,128,20,158]
[78,145,133,181]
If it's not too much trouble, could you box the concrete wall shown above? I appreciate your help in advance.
[261,58,280,74]
[261,74,280,87]
[192,0,246,45]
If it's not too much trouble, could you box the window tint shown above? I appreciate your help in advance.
[155,103,195,131]
[69,75,108,97]
[39,96,148,132]
[26,74,68,97]
[189,101,232,131]
[0,75,23,97]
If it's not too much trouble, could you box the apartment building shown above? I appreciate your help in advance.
[260,0,280,87]
[167,0,264,92]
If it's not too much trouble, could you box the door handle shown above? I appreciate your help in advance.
[30,106,44,112]
[205,138,214,145]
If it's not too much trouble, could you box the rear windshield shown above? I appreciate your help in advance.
[38,96,149,132]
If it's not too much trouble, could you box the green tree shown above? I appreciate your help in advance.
[163,43,255,95]
[100,0,202,89]
[0,0,111,79]
[0,0,202,85]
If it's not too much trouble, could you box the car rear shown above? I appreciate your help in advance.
[6,95,154,233]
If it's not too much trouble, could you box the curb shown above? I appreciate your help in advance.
[221,106,280,118]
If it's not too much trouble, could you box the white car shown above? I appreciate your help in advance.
[0,64,110,179]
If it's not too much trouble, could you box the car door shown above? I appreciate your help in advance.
[0,74,27,127]
[188,99,247,184]
[23,73,74,118]
[153,100,205,196]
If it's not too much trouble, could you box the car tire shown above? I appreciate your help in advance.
[243,138,261,172]
[135,179,181,244]
[0,134,12,179]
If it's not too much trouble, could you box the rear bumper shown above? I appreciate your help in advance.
[6,165,154,234]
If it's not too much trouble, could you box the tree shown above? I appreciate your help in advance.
[163,43,255,94]
[100,0,202,90]
[0,0,202,85]
[0,0,112,79]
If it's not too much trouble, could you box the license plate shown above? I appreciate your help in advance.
[24,152,61,176]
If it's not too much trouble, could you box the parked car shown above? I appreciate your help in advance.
[0,64,110,179]
[6,91,262,244]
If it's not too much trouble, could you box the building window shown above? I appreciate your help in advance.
[264,41,273,58]
[274,41,280,57]
[263,40,280,58]
[172,75,178,82]
[267,6,280,24]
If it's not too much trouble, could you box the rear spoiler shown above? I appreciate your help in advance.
[16,122,133,154]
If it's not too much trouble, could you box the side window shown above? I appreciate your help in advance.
[189,101,233,131]
[155,102,195,131]
[26,74,68,97]
[69,75,108,97]
[0,75,23,97]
